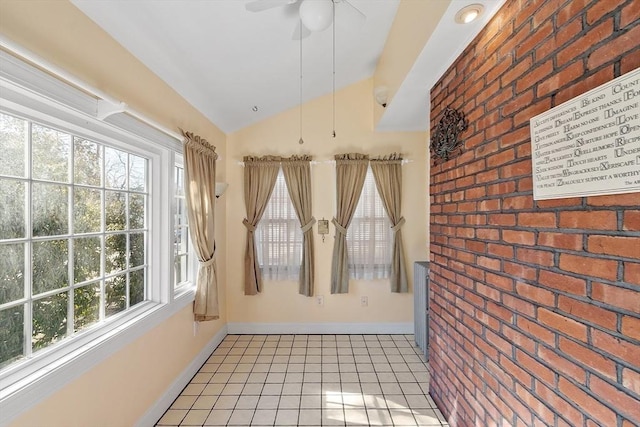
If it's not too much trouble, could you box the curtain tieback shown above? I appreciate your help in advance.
[301,217,316,233]
[391,217,406,232]
[242,218,256,232]
[200,255,216,268]
[332,218,347,235]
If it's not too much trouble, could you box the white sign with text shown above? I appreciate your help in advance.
[530,67,640,200]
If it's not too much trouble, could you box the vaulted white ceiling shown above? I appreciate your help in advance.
[71,0,505,134]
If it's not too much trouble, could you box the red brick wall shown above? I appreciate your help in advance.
[428,0,640,426]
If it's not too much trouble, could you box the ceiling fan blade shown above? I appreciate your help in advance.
[292,20,311,40]
[245,0,295,13]
[339,0,366,27]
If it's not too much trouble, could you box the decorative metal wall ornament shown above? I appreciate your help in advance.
[430,107,469,164]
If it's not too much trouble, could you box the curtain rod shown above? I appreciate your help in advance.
[0,35,183,142]
[236,159,413,166]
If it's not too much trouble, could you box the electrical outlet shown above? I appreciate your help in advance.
[361,296,368,307]
[317,295,324,306]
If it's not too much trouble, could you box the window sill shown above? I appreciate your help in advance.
[0,289,195,424]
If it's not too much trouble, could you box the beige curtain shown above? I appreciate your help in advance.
[331,153,369,294]
[371,154,408,293]
[243,156,281,295]
[282,156,315,297]
[182,130,219,321]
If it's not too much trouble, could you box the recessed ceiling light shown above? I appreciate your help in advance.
[455,4,484,24]
[252,106,258,112]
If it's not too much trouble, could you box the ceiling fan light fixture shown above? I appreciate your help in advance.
[299,0,333,32]
[455,4,484,24]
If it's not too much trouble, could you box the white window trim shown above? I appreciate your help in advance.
[0,49,195,424]
[172,155,197,296]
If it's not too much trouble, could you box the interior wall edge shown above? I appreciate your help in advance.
[134,325,229,427]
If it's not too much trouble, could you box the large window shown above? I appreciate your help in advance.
[347,167,393,279]
[0,113,148,369]
[255,170,302,280]
[0,50,201,423]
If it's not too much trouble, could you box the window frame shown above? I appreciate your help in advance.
[172,156,197,296]
[255,169,303,281]
[346,166,393,280]
[0,113,153,367]
[0,50,196,421]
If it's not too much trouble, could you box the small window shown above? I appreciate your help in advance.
[347,167,392,279]
[0,112,148,369]
[173,163,193,289]
[255,170,302,280]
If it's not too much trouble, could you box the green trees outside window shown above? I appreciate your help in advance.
[0,112,148,368]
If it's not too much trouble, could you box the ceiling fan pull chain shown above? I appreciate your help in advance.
[332,0,336,139]
[299,15,304,145]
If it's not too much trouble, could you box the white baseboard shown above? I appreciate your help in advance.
[136,324,228,427]
[226,322,414,335]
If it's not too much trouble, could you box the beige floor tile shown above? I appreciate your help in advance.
[213,395,239,410]
[203,409,232,426]
[298,408,322,425]
[389,409,418,426]
[229,372,249,383]
[158,409,187,425]
[301,382,322,395]
[217,363,236,373]
[202,383,225,395]
[227,409,254,426]
[366,408,393,426]
[363,394,388,409]
[192,395,218,410]
[322,408,346,425]
[221,383,244,395]
[261,383,283,395]
[170,395,197,410]
[199,363,220,373]
[241,383,263,395]
[250,409,276,425]
[281,382,302,394]
[360,383,383,394]
[191,372,214,383]
[413,408,442,425]
[341,382,361,394]
[404,394,431,409]
[380,382,402,395]
[180,409,210,425]
[400,382,424,394]
[278,394,301,409]
[181,384,206,396]
[342,393,365,408]
[246,372,267,383]
[300,394,322,409]
[344,408,369,425]
[275,409,299,426]
[256,395,279,409]
[235,395,259,410]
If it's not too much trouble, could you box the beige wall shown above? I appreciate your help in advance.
[226,78,428,325]
[0,1,228,426]
[373,0,449,126]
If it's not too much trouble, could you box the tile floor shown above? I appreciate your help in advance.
[156,334,448,426]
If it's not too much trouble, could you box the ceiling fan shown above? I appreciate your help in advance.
[245,0,366,40]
